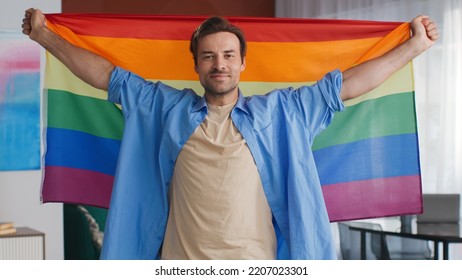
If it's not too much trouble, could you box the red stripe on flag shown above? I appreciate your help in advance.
[42,166,112,208]
[323,175,423,222]
[45,13,403,42]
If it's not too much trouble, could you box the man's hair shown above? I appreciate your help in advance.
[190,16,247,65]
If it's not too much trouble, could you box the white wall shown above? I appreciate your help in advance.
[0,0,62,260]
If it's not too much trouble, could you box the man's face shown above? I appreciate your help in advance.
[195,32,246,101]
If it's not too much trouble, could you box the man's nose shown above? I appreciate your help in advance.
[213,56,225,70]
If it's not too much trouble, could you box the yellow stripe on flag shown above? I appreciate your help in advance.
[46,53,413,104]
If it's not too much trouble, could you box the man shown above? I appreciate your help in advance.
[22,9,438,260]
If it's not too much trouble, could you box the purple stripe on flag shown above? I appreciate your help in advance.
[322,175,422,222]
[42,166,113,208]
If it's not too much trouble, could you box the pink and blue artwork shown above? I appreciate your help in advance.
[0,31,40,171]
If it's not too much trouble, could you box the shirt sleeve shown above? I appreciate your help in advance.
[107,67,160,117]
[297,69,345,136]
[316,69,345,113]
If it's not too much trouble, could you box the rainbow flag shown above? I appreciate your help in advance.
[43,14,422,222]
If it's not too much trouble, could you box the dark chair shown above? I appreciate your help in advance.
[338,222,387,260]
[385,233,432,260]
[400,193,462,259]
[338,220,433,260]
[338,222,355,259]
[417,194,460,223]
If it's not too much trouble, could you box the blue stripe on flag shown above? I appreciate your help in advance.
[314,133,420,185]
[45,127,120,175]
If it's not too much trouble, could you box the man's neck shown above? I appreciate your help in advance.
[204,91,239,106]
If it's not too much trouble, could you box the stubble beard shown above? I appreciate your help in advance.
[202,73,239,97]
[203,82,238,97]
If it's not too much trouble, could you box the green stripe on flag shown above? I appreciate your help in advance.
[313,91,417,151]
[47,89,124,140]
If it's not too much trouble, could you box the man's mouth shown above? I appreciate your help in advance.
[210,73,229,79]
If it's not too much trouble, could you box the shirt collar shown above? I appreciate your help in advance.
[192,94,207,113]
[234,90,250,115]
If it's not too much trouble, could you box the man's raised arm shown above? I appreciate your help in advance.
[340,15,439,101]
[22,8,115,91]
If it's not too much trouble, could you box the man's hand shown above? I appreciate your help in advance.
[410,15,439,52]
[340,15,439,101]
[22,8,46,41]
[21,8,115,90]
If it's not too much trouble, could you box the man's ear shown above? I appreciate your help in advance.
[241,57,246,72]
[194,63,199,73]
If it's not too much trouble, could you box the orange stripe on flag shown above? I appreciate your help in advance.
[48,20,407,82]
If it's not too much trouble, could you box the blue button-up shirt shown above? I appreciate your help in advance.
[101,67,345,260]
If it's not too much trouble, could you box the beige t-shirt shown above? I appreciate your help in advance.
[161,100,276,260]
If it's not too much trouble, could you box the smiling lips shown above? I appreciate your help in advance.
[209,71,230,80]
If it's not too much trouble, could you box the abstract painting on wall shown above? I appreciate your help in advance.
[0,31,40,171]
